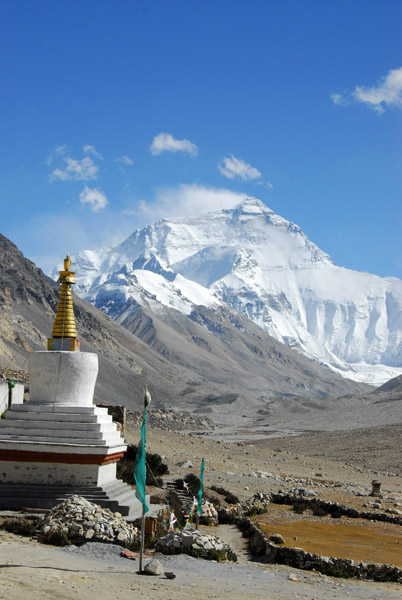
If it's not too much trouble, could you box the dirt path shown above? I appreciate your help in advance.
[198,523,252,564]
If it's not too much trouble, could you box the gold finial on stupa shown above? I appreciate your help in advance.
[64,253,71,271]
[47,254,80,351]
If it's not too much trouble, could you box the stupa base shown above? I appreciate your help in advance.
[0,479,145,517]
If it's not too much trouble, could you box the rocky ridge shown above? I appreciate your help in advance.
[0,232,373,423]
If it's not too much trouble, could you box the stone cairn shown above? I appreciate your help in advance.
[182,499,218,524]
[219,492,270,521]
[156,528,226,557]
[240,492,271,514]
[38,495,140,548]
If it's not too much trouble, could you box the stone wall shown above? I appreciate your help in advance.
[218,493,402,583]
[233,515,402,583]
[270,491,402,526]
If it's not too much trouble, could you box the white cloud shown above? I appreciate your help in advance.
[150,132,198,156]
[331,66,402,113]
[138,184,247,221]
[50,156,99,182]
[79,186,108,212]
[83,144,102,159]
[54,144,67,155]
[218,154,261,181]
[23,211,133,275]
[45,144,67,165]
[116,155,134,165]
[330,93,349,107]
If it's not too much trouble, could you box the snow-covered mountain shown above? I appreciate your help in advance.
[71,198,402,386]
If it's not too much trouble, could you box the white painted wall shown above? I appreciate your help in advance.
[0,459,117,485]
[0,381,24,415]
[29,351,98,406]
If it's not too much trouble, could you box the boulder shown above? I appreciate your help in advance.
[144,559,164,576]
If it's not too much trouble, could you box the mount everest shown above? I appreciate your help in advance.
[71,197,402,386]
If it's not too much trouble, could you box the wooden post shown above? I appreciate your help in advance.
[122,406,126,439]
[139,504,146,572]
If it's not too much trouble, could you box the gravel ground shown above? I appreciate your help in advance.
[1,536,401,600]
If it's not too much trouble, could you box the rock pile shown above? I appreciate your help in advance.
[38,495,140,548]
[218,492,270,522]
[182,499,218,523]
[127,409,214,432]
[241,492,270,514]
[156,528,235,561]
[200,500,218,522]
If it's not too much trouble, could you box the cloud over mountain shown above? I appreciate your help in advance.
[218,154,261,180]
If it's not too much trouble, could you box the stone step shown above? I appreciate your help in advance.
[1,419,116,433]
[5,412,112,424]
[165,481,193,506]
[0,482,144,517]
[0,425,121,439]
[102,482,137,506]
[0,432,114,445]
[11,404,109,415]
[0,486,108,499]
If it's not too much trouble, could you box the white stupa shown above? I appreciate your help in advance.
[0,254,142,516]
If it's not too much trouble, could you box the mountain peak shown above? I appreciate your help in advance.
[231,196,272,214]
[71,198,402,386]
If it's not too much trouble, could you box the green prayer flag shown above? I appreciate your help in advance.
[133,405,149,513]
[197,458,205,514]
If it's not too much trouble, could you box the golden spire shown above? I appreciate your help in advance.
[47,254,80,351]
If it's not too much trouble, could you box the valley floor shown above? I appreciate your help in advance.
[1,421,401,599]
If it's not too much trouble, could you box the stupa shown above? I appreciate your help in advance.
[0,255,142,516]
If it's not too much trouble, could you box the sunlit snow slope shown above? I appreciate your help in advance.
[72,198,402,385]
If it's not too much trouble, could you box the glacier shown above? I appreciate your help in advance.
[71,197,402,386]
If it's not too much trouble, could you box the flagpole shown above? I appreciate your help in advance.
[134,385,151,574]
[139,503,145,572]
[196,458,205,530]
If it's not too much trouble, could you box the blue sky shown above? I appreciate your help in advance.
[1,0,401,278]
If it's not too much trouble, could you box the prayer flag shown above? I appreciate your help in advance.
[197,458,205,514]
[133,404,149,513]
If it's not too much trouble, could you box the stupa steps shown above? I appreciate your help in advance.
[0,481,142,517]
[102,480,141,501]
[0,481,134,502]
[1,419,117,433]
[11,404,110,415]
[5,412,113,424]
[0,432,122,445]
[0,425,122,439]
